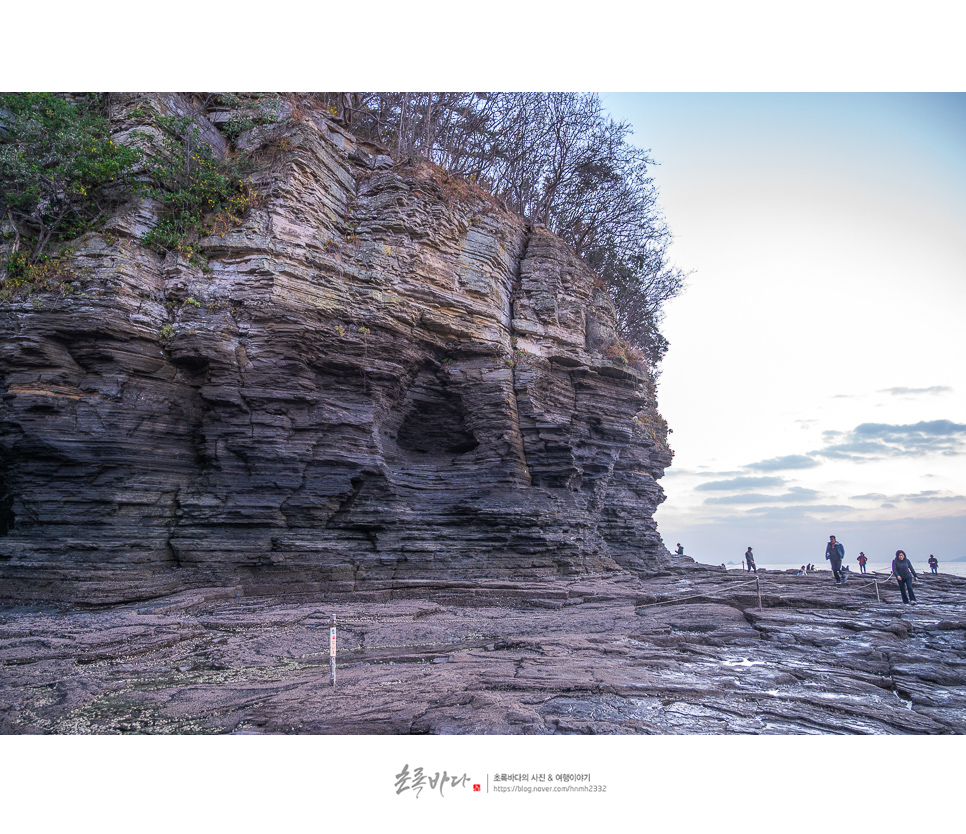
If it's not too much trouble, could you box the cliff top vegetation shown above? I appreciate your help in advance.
[1,91,686,364]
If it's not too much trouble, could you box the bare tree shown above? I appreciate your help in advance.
[318,91,687,363]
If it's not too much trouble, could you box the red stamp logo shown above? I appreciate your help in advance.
[473,784,481,792]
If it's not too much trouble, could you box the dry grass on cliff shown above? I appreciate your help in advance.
[402,160,509,215]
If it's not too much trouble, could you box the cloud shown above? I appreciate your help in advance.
[663,468,743,479]
[889,491,965,505]
[745,454,820,472]
[695,476,786,491]
[704,487,821,505]
[742,504,852,520]
[814,420,966,460]
[856,420,966,439]
[851,490,966,506]
[879,386,952,396]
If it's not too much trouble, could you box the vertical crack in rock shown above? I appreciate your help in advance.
[507,222,534,485]
[0,466,14,541]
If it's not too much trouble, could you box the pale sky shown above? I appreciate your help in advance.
[602,93,966,568]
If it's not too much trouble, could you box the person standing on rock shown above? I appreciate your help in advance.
[928,554,939,574]
[826,535,846,584]
[745,547,757,572]
[857,552,868,574]
[676,543,685,556]
[891,550,919,604]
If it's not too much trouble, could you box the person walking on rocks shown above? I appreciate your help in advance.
[745,547,757,572]
[891,550,919,604]
[928,554,939,574]
[826,535,846,584]
[857,552,868,574]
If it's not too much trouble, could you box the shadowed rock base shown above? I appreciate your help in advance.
[2,568,964,734]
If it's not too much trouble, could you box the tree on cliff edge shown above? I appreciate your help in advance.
[0,93,140,270]
[321,92,686,364]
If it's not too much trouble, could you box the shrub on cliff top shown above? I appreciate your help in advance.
[0,93,140,270]
[138,113,256,263]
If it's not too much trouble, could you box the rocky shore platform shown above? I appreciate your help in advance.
[2,566,965,734]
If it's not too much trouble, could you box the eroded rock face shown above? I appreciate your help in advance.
[0,95,678,603]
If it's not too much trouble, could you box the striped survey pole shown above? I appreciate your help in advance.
[330,614,337,687]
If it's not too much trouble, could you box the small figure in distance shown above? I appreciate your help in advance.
[857,552,868,574]
[675,543,685,556]
[826,535,846,584]
[798,565,807,576]
[745,546,757,573]
[720,563,727,570]
[928,554,939,575]
[891,549,919,605]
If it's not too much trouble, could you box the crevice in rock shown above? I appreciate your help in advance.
[507,223,534,482]
[327,473,367,522]
[164,488,182,567]
[0,470,14,539]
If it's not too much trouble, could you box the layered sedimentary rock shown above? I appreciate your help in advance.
[0,94,679,602]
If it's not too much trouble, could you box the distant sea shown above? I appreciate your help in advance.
[717,560,966,578]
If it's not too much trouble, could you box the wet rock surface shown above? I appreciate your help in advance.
[3,567,964,735]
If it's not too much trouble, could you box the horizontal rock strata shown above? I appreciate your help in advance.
[0,94,678,602]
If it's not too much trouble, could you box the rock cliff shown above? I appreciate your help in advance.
[0,94,679,603]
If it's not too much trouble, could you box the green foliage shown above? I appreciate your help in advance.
[503,347,530,368]
[0,93,141,266]
[0,251,80,301]
[217,93,283,143]
[139,114,255,263]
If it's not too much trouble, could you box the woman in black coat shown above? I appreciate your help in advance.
[891,550,919,604]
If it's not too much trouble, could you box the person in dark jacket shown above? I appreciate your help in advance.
[745,547,756,573]
[928,555,939,574]
[891,550,919,604]
[826,535,846,584]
